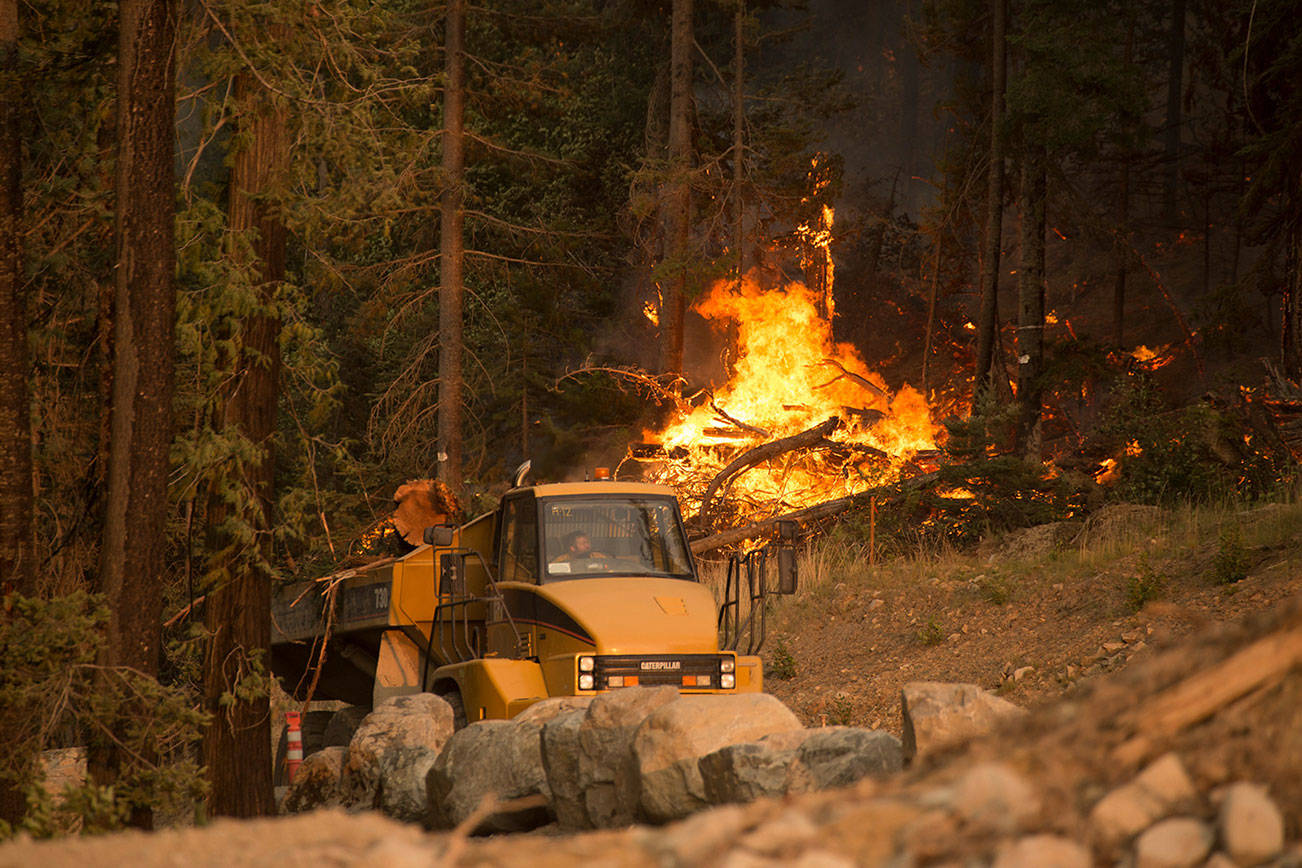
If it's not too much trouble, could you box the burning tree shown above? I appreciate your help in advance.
[622,272,939,535]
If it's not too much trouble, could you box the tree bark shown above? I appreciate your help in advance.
[0,0,32,601]
[732,1,744,284]
[662,0,693,375]
[0,0,33,829]
[1285,209,1302,379]
[96,0,177,829]
[972,0,1006,408]
[201,67,286,819]
[1016,144,1046,459]
[439,0,465,490]
[1162,0,1186,222]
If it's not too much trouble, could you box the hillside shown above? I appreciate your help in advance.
[765,501,1302,732]
[2,498,1299,866]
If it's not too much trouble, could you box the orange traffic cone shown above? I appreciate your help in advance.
[285,711,303,782]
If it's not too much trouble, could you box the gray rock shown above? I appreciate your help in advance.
[700,727,902,805]
[342,693,455,821]
[1134,817,1214,868]
[514,695,592,726]
[992,834,1092,868]
[633,693,802,823]
[1218,783,1284,867]
[426,716,552,832]
[577,685,681,828]
[950,762,1041,833]
[540,708,588,830]
[900,682,1026,762]
[283,746,347,813]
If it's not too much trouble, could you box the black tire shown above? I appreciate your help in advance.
[441,690,468,730]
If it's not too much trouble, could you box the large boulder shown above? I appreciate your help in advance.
[574,686,681,829]
[633,693,803,823]
[425,716,553,833]
[700,727,903,805]
[540,709,589,830]
[342,693,455,822]
[283,746,347,814]
[900,682,1025,762]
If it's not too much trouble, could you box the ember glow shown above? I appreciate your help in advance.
[634,274,937,522]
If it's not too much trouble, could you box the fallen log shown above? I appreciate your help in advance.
[698,416,841,524]
[690,469,941,555]
[1112,626,1302,767]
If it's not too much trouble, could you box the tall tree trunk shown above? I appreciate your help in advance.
[662,0,693,375]
[201,68,286,820]
[0,0,32,830]
[972,0,1006,408]
[95,0,177,829]
[1113,19,1134,348]
[732,1,744,284]
[1016,144,1046,458]
[0,0,31,601]
[1285,207,1302,379]
[439,0,465,489]
[1162,0,1186,222]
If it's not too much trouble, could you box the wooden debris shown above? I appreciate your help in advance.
[698,416,841,524]
[690,469,940,554]
[1112,626,1302,767]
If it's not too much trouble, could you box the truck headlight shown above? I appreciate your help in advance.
[720,658,735,673]
[578,673,595,690]
[721,673,736,689]
[578,655,595,672]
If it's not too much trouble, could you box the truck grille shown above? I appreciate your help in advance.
[591,654,726,689]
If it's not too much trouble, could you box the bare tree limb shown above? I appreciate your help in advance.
[690,469,940,554]
[699,416,841,525]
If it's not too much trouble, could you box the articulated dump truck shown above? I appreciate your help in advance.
[270,478,795,725]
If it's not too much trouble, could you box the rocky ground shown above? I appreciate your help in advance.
[1,501,1299,867]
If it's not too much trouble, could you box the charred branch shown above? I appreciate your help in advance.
[690,469,940,555]
[814,359,889,398]
[698,416,841,525]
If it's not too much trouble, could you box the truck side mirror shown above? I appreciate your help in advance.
[776,520,798,595]
[423,525,455,547]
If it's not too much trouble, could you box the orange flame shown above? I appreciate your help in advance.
[638,274,937,519]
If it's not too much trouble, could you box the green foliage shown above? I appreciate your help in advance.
[1097,374,1286,505]
[0,594,207,838]
[826,693,855,726]
[1212,525,1249,585]
[767,637,797,681]
[1125,557,1165,612]
[916,616,945,646]
[975,572,1013,605]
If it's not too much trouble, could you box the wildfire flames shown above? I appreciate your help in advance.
[630,274,937,524]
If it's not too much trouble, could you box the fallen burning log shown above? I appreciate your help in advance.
[698,416,841,524]
[690,469,940,555]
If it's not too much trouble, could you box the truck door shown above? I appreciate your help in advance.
[490,493,539,657]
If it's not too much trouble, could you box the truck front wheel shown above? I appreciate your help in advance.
[440,690,468,730]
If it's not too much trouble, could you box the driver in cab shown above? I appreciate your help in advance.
[552,531,607,564]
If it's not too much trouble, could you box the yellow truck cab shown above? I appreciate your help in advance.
[271,480,766,725]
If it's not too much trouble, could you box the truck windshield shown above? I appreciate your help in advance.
[541,496,695,582]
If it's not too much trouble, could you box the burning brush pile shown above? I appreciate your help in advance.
[619,274,940,536]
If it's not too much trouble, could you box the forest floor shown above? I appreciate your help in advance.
[764,499,1302,734]
[2,497,1300,866]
